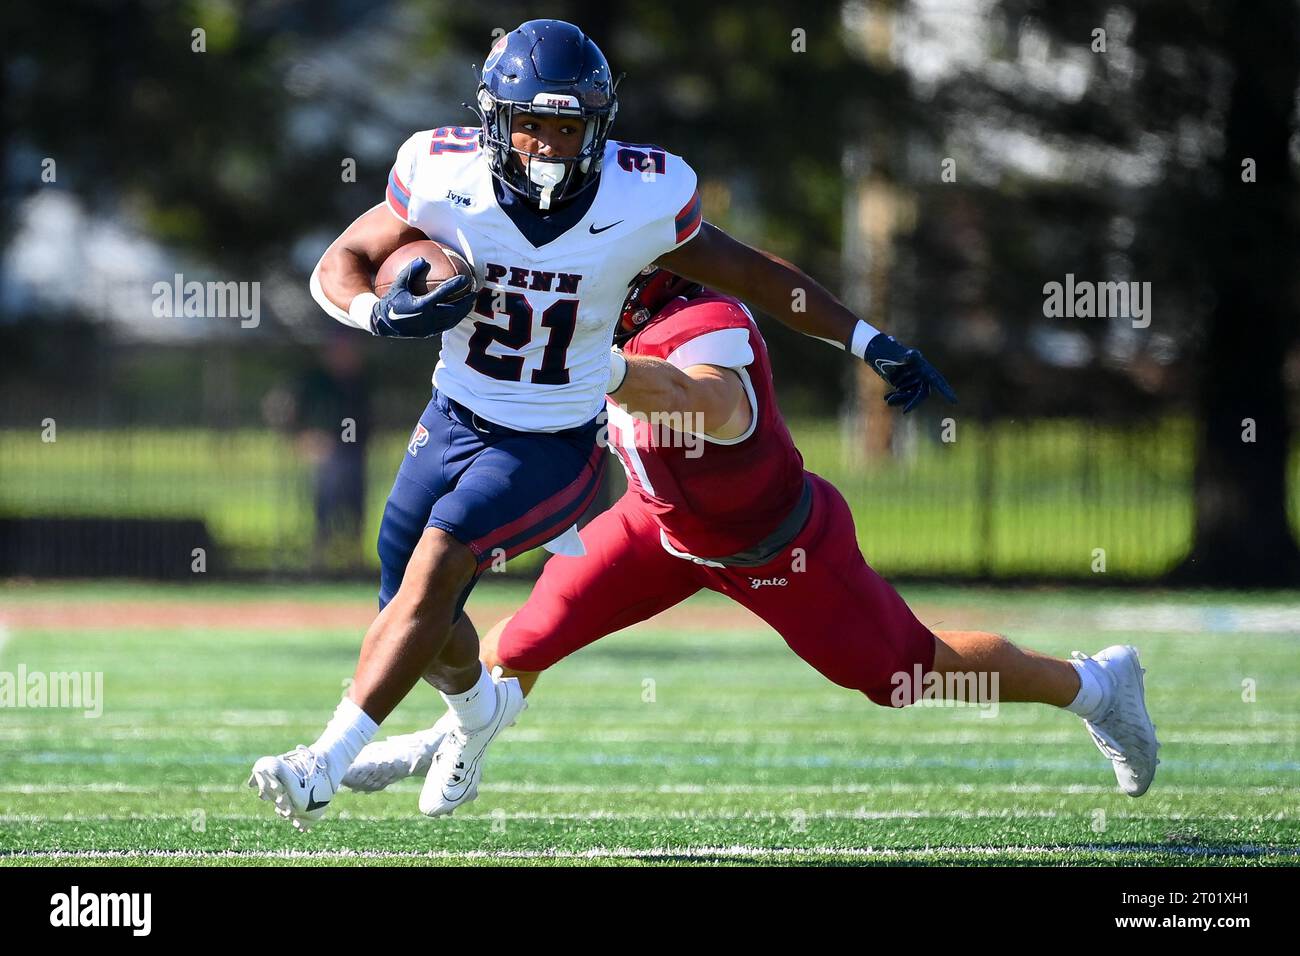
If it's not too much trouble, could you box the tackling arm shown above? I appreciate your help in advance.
[610,355,752,441]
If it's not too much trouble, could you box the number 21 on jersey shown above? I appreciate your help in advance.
[465,289,578,386]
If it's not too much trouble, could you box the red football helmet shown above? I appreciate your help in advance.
[615,267,702,345]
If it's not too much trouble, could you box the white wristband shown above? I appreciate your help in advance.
[849,319,882,360]
[349,292,381,332]
[607,349,629,395]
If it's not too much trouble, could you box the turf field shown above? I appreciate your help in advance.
[0,581,1297,866]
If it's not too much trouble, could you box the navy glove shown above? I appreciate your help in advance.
[863,333,958,413]
[370,258,475,338]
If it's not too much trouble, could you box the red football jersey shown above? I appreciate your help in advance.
[606,291,806,558]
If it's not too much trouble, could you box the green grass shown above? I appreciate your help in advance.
[9,417,1293,577]
[1,582,1297,866]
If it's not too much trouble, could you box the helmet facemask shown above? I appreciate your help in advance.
[476,88,618,210]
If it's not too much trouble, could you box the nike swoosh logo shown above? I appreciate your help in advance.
[388,308,423,321]
[589,220,623,234]
[442,685,511,800]
[305,785,330,812]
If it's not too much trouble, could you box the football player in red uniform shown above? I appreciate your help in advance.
[344,269,1161,803]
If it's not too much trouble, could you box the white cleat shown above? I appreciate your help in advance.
[342,711,457,793]
[247,745,335,832]
[1072,645,1161,797]
[419,675,526,817]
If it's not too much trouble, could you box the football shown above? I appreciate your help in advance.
[374,239,475,298]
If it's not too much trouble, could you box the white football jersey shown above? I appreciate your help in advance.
[386,126,703,432]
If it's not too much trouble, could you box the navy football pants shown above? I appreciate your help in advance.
[376,388,604,616]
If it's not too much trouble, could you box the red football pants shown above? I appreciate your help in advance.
[496,473,936,706]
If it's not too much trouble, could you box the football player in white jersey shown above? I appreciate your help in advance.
[249,18,955,829]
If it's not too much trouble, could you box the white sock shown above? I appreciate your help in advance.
[1064,657,1111,719]
[311,696,379,789]
[441,662,497,732]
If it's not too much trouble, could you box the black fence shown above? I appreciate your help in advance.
[5,412,1289,582]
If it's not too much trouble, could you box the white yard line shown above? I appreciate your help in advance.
[7,750,1297,775]
[0,782,1293,797]
[4,728,1295,748]
[0,809,1290,824]
[3,728,1291,746]
[1096,605,1300,634]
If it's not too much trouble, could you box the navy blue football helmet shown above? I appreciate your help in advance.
[474,20,619,209]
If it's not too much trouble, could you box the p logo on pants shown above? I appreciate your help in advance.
[407,423,430,457]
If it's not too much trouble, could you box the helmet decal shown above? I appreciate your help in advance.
[615,268,704,346]
[483,34,508,71]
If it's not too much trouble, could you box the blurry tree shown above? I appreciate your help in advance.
[1174,0,1300,584]
[893,0,1300,584]
[7,2,349,279]
[6,0,1298,583]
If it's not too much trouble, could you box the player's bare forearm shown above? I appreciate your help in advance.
[655,222,858,348]
[314,203,428,312]
[317,246,378,311]
[613,355,694,417]
[612,355,748,436]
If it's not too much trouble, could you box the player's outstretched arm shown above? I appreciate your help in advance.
[608,354,752,441]
[658,222,857,348]
[657,222,956,412]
